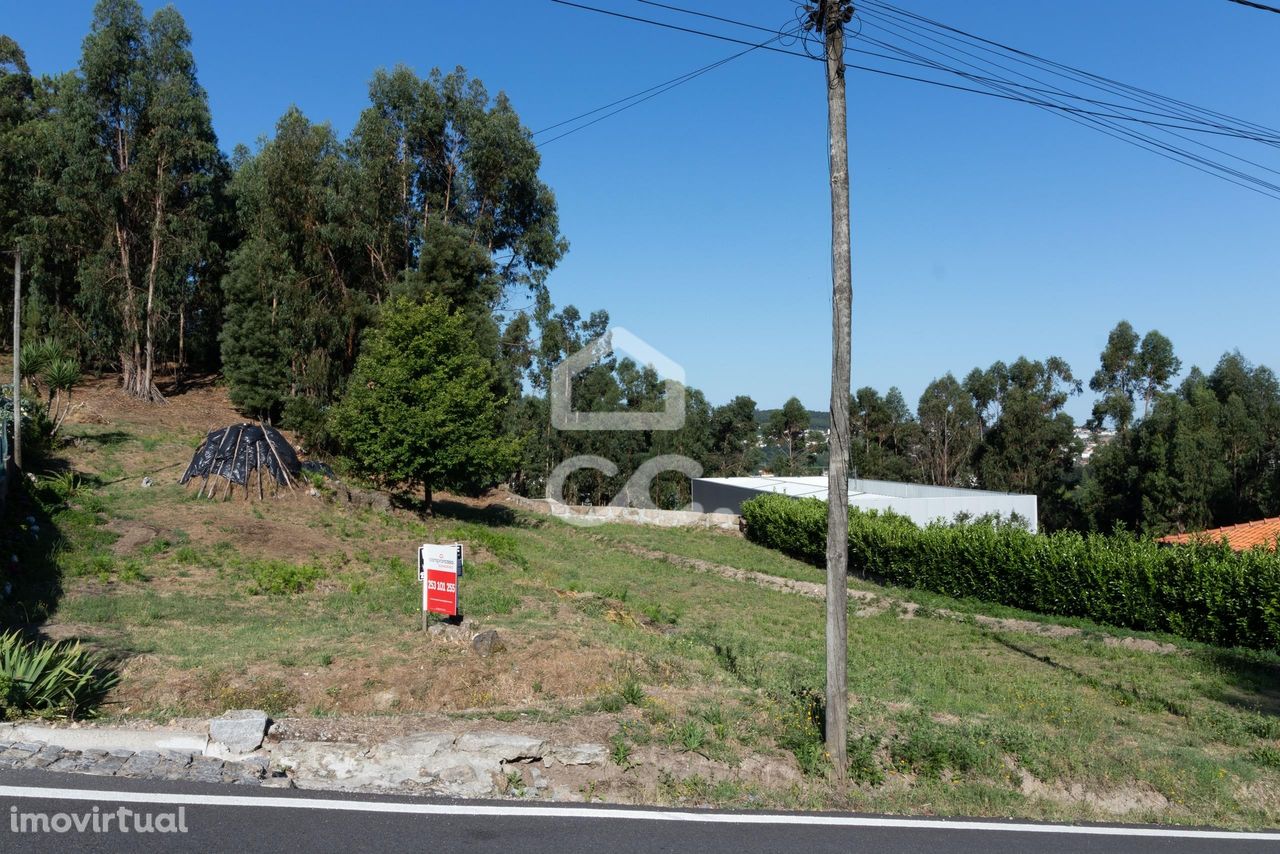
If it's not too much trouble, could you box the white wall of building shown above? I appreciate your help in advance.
[692,476,1038,533]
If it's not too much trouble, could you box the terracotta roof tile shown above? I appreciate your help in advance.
[1157,517,1280,551]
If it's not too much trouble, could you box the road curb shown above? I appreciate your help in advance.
[0,723,208,754]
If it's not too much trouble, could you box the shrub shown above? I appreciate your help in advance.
[0,631,119,720]
[741,494,1280,651]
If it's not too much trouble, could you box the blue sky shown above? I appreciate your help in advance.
[7,0,1279,422]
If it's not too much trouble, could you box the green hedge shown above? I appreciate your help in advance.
[740,494,1280,652]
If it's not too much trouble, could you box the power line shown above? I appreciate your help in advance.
[849,2,1280,197]
[620,0,1280,144]
[860,0,1280,140]
[533,40,774,137]
[852,12,1280,185]
[534,29,795,147]
[850,13,1280,199]
[1228,0,1280,13]
[854,4,1280,145]
[548,1,814,61]
[632,0,782,36]
[548,0,1280,199]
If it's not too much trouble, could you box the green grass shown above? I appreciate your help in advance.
[18,426,1280,828]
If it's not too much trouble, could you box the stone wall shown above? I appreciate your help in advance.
[506,494,741,531]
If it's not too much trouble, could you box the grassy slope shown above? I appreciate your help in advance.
[9,401,1280,827]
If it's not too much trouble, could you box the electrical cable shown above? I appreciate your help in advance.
[860,0,1280,140]
[546,0,1280,198]
[535,27,799,146]
[852,15,1280,184]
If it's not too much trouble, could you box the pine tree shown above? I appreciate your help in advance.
[328,295,517,512]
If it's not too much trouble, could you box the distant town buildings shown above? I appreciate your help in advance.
[1073,427,1116,464]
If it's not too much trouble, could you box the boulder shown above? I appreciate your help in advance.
[453,732,544,762]
[471,629,505,657]
[208,709,269,754]
[548,743,607,767]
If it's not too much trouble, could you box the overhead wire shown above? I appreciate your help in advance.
[847,4,1280,198]
[534,25,801,147]
[852,5,1280,146]
[850,11,1280,189]
[1227,0,1280,13]
[848,19,1280,199]
[544,0,1280,199]
[860,0,1280,141]
[548,2,1278,141]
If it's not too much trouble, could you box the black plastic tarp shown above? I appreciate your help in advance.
[181,423,301,495]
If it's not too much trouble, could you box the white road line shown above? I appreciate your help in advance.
[0,785,1277,841]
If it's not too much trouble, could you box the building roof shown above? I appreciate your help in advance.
[1157,517,1280,551]
[693,476,1023,501]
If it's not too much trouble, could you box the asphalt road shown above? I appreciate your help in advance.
[1,768,1277,853]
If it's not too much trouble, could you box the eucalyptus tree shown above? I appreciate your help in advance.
[706,395,761,477]
[1089,320,1181,430]
[72,0,224,401]
[916,374,977,486]
[0,36,33,334]
[349,66,567,326]
[849,385,920,481]
[971,356,1082,527]
[766,397,813,475]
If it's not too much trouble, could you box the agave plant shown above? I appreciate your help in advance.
[0,630,119,720]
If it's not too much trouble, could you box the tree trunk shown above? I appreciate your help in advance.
[176,302,185,392]
[142,166,164,403]
[115,220,142,397]
[423,483,433,516]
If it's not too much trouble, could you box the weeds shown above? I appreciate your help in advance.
[247,560,324,595]
[674,720,708,755]
[776,686,827,775]
[620,676,646,706]
[609,732,635,769]
[847,733,885,786]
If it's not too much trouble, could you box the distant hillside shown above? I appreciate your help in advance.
[754,409,830,430]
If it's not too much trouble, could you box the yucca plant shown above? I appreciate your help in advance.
[18,337,63,400]
[41,355,82,437]
[0,630,119,720]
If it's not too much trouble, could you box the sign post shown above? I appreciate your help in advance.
[418,543,463,629]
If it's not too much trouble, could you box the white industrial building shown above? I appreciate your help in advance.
[692,476,1039,533]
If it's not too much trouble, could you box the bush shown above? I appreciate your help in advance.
[0,630,119,719]
[740,494,1280,651]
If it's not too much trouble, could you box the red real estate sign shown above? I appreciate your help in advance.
[420,543,462,617]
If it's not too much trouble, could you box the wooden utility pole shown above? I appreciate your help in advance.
[807,0,854,782]
[10,248,20,471]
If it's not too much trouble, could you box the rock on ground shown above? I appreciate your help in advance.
[471,629,505,657]
[209,709,270,754]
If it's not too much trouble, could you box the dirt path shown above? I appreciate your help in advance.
[587,534,1179,655]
